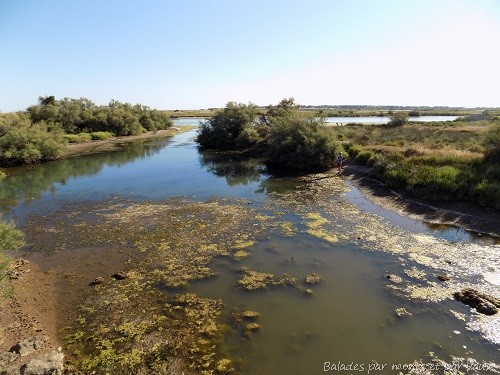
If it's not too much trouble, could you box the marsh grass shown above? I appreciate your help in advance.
[340,120,500,208]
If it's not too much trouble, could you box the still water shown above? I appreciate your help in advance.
[324,116,459,124]
[1,124,498,374]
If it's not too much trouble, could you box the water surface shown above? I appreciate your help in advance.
[1,126,498,374]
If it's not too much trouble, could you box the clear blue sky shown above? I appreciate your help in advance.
[1,0,499,111]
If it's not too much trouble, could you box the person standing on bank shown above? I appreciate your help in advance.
[336,152,346,174]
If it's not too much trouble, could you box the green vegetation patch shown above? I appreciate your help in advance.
[338,119,500,209]
[22,198,276,374]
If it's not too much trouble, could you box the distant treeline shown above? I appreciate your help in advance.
[0,96,172,166]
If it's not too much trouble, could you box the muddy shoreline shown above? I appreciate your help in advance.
[343,165,500,239]
[65,126,194,158]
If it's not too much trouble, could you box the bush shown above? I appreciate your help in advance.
[197,102,260,149]
[483,122,500,162]
[0,117,66,165]
[64,133,92,143]
[265,112,341,172]
[91,131,114,140]
[0,219,24,293]
[388,112,409,127]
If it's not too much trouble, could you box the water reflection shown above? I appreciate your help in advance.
[0,138,171,211]
[198,151,265,186]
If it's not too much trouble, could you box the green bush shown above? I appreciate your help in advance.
[0,117,66,165]
[483,122,500,162]
[265,112,341,172]
[91,131,114,140]
[64,133,92,143]
[26,97,172,135]
[0,219,24,294]
[197,102,260,149]
[388,112,409,126]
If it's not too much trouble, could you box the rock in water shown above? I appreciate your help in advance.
[385,274,403,284]
[454,288,499,315]
[112,271,128,280]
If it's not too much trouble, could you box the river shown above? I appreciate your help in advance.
[1,124,498,374]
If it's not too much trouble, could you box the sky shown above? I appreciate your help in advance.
[1,0,499,111]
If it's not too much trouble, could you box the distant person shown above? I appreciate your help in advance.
[336,152,346,174]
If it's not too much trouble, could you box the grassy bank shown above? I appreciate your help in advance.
[333,119,500,209]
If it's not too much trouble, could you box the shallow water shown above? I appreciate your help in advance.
[1,126,498,374]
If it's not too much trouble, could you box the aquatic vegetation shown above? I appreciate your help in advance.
[304,273,322,285]
[236,267,297,291]
[21,198,282,374]
[303,212,338,243]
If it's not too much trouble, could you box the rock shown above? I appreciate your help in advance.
[476,301,498,316]
[89,276,105,286]
[0,351,20,367]
[304,288,314,296]
[437,275,450,281]
[20,350,64,375]
[385,274,403,284]
[9,336,46,356]
[305,273,322,285]
[394,308,412,318]
[454,288,500,315]
[111,271,128,280]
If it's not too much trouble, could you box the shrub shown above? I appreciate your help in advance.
[483,122,500,162]
[197,102,260,149]
[265,112,341,172]
[0,219,24,293]
[0,117,66,165]
[388,112,409,127]
[91,131,114,140]
[64,133,92,143]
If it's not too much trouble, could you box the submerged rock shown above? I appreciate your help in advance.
[437,274,450,282]
[111,271,129,280]
[89,276,105,286]
[454,288,500,315]
[385,274,403,284]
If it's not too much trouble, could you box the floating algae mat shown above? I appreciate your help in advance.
[4,128,500,374]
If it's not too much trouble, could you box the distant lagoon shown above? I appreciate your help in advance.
[324,115,458,124]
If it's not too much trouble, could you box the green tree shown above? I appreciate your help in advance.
[265,108,341,172]
[388,112,409,126]
[0,116,66,165]
[197,102,260,149]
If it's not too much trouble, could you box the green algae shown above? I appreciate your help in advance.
[27,198,275,374]
[236,267,297,291]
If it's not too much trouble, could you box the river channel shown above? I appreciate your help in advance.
[1,124,498,374]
